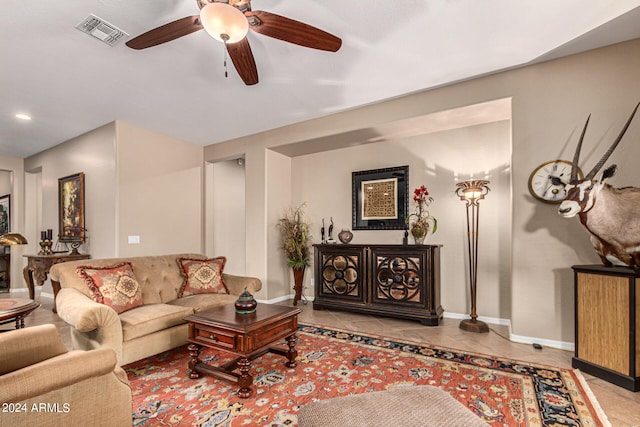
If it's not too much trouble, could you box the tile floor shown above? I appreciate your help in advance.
[2,292,639,426]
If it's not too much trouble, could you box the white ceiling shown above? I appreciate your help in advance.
[2,0,640,159]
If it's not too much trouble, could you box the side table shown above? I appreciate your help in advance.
[0,298,40,329]
[23,253,91,312]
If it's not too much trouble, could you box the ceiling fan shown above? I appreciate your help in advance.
[126,0,342,85]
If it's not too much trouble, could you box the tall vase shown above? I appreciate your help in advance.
[292,266,305,306]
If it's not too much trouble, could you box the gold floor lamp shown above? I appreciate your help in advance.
[455,180,490,333]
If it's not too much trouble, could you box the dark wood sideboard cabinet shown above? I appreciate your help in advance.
[572,265,639,391]
[313,244,443,325]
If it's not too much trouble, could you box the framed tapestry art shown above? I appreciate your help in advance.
[352,166,408,230]
[0,194,9,235]
[58,173,85,242]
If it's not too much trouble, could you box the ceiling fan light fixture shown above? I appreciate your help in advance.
[200,2,249,44]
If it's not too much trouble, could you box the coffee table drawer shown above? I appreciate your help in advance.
[251,317,297,349]
[192,324,236,350]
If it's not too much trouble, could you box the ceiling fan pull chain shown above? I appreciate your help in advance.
[224,43,228,78]
[221,34,230,79]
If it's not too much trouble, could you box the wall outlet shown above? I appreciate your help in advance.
[127,235,140,244]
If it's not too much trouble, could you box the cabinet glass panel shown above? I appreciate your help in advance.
[320,254,360,296]
[374,255,421,303]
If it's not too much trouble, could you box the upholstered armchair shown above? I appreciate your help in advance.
[0,324,132,427]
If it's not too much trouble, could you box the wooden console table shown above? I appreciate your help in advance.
[313,244,443,325]
[572,264,639,391]
[23,253,90,311]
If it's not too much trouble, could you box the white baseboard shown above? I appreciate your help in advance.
[509,332,575,352]
[444,311,574,352]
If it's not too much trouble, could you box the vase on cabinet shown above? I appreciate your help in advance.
[410,220,430,245]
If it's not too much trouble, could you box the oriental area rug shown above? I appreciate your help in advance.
[124,325,609,427]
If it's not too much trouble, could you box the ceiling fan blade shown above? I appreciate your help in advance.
[126,16,203,50]
[246,10,342,52]
[226,38,259,85]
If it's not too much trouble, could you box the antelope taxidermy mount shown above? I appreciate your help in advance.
[555,102,640,267]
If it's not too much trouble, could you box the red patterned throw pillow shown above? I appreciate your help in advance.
[76,262,144,314]
[178,257,228,297]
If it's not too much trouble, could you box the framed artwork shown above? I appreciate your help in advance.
[0,194,9,235]
[352,166,409,230]
[58,172,85,242]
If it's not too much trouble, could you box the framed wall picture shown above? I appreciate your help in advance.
[352,166,409,230]
[0,194,9,235]
[58,172,85,242]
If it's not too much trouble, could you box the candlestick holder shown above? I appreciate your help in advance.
[38,240,53,255]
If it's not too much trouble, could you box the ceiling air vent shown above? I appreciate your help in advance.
[75,14,128,47]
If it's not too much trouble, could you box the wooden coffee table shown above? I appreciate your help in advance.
[185,303,302,398]
[0,298,40,329]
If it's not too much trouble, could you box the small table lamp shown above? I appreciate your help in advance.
[0,233,28,246]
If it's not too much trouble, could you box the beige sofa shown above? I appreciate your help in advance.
[50,253,261,365]
[0,324,132,427]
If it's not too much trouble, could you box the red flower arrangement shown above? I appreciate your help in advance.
[406,185,437,243]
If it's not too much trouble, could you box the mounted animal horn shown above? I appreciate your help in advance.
[583,102,640,180]
[570,114,590,181]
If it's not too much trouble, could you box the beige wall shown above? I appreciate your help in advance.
[205,39,640,347]
[115,121,203,256]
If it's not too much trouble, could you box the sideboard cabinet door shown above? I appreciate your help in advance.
[315,245,366,305]
[370,246,429,308]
